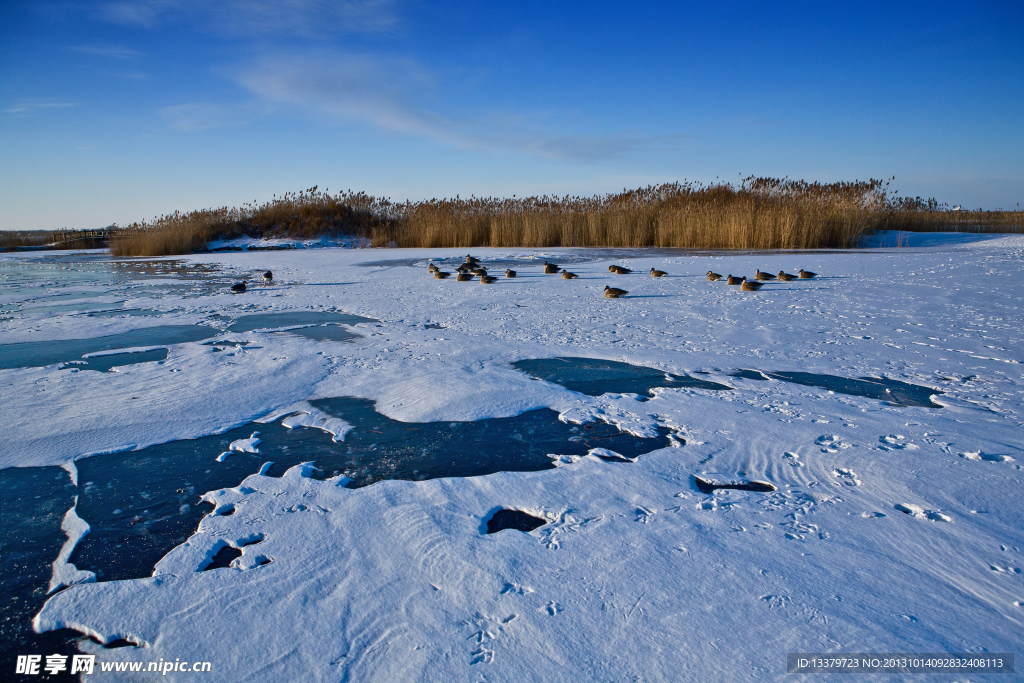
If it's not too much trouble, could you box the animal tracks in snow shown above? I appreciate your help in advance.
[536,510,603,549]
[465,612,518,665]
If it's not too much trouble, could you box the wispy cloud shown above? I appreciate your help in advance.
[159,102,257,131]
[94,0,399,35]
[235,52,681,163]
[66,43,143,59]
[5,99,80,114]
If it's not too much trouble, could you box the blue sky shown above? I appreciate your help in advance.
[1,0,1021,230]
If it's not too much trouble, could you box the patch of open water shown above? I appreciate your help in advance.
[512,357,732,398]
[0,395,672,668]
[732,369,943,408]
[0,326,218,370]
[67,397,672,582]
[0,467,85,678]
[226,311,377,332]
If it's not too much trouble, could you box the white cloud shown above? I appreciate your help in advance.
[66,43,143,59]
[159,102,257,131]
[235,52,682,163]
[5,99,80,114]
[94,0,399,35]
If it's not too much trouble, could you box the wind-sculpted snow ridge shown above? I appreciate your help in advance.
[7,235,1024,680]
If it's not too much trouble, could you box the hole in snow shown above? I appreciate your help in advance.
[203,545,243,571]
[694,476,777,494]
[486,510,547,534]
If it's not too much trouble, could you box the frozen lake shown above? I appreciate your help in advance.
[2,235,1022,680]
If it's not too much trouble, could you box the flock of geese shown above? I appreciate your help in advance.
[707,268,817,291]
[427,255,817,297]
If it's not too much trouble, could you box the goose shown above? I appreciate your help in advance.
[262,271,273,285]
[505,269,517,278]
[707,270,723,281]
[740,278,764,291]
[456,272,473,281]
[777,270,796,281]
[433,271,451,279]
[561,271,578,279]
[464,255,480,264]
[455,264,472,273]
[650,268,667,278]
[544,262,560,274]
[231,281,247,293]
[480,275,498,284]
[726,275,742,285]
[609,265,632,274]
[427,263,439,273]
[798,269,817,279]
[471,267,488,276]
[604,285,628,298]
[755,269,776,281]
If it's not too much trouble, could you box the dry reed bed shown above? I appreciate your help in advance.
[109,179,1024,257]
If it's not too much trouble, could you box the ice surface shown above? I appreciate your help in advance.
[228,432,261,453]
[3,236,1023,680]
[47,499,96,593]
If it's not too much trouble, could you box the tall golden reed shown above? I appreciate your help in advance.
[109,179,1023,257]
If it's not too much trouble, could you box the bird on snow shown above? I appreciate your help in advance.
[707,270,723,281]
[609,265,632,274]
[726,275,743,285]
[480,275,498,284]
[231,281,247,293]
[456,272,473,281]
[505,269,517,278]
[755,269,776,281]
[799,269,817,279]
[650,268,667,278]
[434,271,452,279]
[427,263,439,273]
[604,285,628,298]
[777,271,796,281]
[262,271,273,286]
[740,278,764,291]
[561,271,579,279]
[543,261,560,274]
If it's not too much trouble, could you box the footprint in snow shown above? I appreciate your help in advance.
[783,452,804,467]
[542,601,562,616]
[635,507,656,523]
[961,451,1015,462]
[816,434,852,453]
[895,503,951,522]
[879,435,918,451]
[833,468,862,486]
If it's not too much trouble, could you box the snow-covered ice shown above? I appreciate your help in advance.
[3,233,1023,680]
